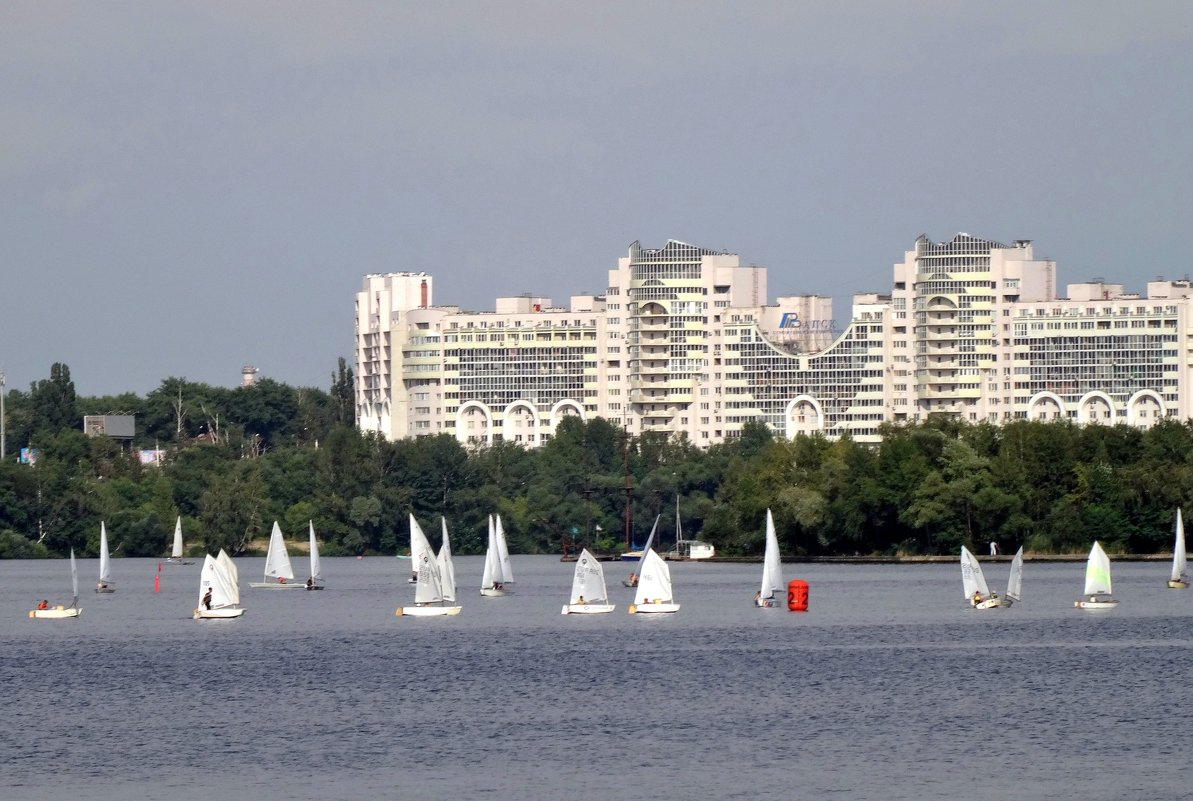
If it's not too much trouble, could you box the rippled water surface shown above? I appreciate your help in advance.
[3,555,1191,801]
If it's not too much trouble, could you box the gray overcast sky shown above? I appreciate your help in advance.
[3,2,1192,397]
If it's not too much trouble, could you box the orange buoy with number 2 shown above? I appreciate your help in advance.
[787,579,809,612]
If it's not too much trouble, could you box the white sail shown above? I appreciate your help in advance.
[98,522,112,585]
[759,509,784,598]
[308,520,322,584]
[411,517,443,604]
[69,548,79,606]
[1083,541,1113,596]
[409,513,429,576]
[172,516,184,558]
[960,546,991,599]
[495,514,514,583]
[1172,509,1187,583]
[1006,546,1024,601]
[262,521,295,582]
[437,517,456,602]
[482,517,499,589]
[570,548,609,603]
[634,548,673,606]
[217,549,241,607]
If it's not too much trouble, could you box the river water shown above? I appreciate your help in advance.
[2,555,1190,801]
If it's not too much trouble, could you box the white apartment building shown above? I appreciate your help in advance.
[356,234,1193,446]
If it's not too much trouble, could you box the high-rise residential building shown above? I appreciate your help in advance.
[355,234,1193,446]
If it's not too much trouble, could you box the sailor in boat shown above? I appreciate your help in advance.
[576,595,586,605]
[96,582,109,591]
[37,600,49,610]
[306,576,315,588]
[628,572,638,587]
[971,590,983,607]
[202,588,213,610]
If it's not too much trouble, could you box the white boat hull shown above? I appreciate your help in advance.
[754,598,779,608]
[193,607,246,619]
[396,605,463,617]
[29,606,82,619]
[480,587,507,597]
[248,581,307,589]
[163,558,194,566]
[973,598,1002,610]
[95,586,115,594]
[629,602,680,614]
[1075,596,1119,609]
[561,603,616,615]
[1168,579,1189,589]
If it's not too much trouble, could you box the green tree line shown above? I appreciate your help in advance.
[1,362,1189,559]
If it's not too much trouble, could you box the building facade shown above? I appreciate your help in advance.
[356,234,1193,447]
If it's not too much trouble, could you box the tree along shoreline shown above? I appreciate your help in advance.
[3,363,1193,561]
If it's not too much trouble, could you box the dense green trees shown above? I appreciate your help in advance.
[3,363,1193,559]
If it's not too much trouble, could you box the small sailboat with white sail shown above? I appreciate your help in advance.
[407,517,429,583]
[628,532,680,615]
[1168,508,1188,589]
[754,509,783,607]
[1074,541,1119,609]
[961,545,1001,609]
[164,516,193,565]
[998,546,1024,607]
[306,520,324,590]
[562,548,615,614]
[623,516,659,587]
[29,549,82,619]
[396,514,462,617]
[96,521,115,593]
[250,521,304,588]
[480,515,508,597]
[194,549,246,619]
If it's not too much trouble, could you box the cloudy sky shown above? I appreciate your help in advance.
[3,2,1192,397]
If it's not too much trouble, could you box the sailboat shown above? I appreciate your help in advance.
[396,514,462,617]
[961,545,1001,609]
[480,515,508,597]
[1168,508,1188,589]
[29,549,82,619]
[194,549,246,619]
[628,545,680,615]
[96,521,115,593]
[407,515,429,583]
[754,509,783,607]
[164,516,193,565]
[623,515,659,587]
[666,495,715,560]
[562,548,615,614]
[494,514,515,584]
[1074,541,1119,609]
[306,520,324,590]
[998,546,1024,607]
[250,521,304,588]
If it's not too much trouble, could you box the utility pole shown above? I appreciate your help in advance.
[0,370,6,460]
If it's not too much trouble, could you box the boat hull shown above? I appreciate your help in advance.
[1168,579,1189,589]
[163,558,194,566]
[621,579,638,588]
[306,584,324,591]
[94,586,115,594]
[561,603,616,615]
[193,607,246,619]
[1075,596,1119,609]
[620,551,643,562]
[248,581,307,589]
[973,598,1002,610]
[754,598,778,608]
[29,607,82,619]
[628,602,680,614]
[479,587,507,597]
[396,605,463,617]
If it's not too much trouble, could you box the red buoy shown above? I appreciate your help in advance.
[154,573,160,593]
[787,579,808,612]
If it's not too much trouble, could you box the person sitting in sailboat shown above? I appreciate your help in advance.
[628,572,638,587]
[37,599,49,610]
[202,587,213,610]
[971,590,983,606]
